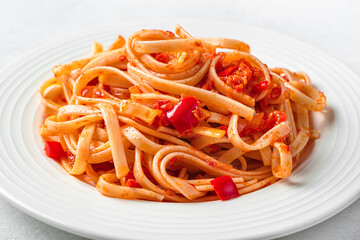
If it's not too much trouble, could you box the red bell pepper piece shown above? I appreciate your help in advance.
[217,65,238,76]
[166,96,199,134]
[220,126,228,137]
[44,141,65,161]
[252,80,269,94]
[210,175,240,201]
[127,179,142,188]
[124,171,142,188]
[124,171,136,182]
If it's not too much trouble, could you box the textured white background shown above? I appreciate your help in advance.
[0,0,359,239]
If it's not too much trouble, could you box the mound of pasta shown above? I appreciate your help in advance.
[40,25,326,202]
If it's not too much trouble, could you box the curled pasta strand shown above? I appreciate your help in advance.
[286,81,326,111]
[271,142,292,178]
[97,173,164,201]
[228,114,290,152]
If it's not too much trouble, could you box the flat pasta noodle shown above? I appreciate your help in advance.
[39,25,327,202]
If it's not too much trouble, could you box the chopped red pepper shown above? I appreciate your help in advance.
[218,62,253,93]
[165,30,176,37]
[166,96,200,134]
[44,141,65,161]
[124,171,142,188]
[220,126,228,137]
[217,65,238,76]
[119,55,127,61]
[252,80,269,94]
[127,179,142,188]
[124,171,136,182]
[210,176,240,201]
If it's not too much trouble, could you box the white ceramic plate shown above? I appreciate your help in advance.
[0,20,360,240]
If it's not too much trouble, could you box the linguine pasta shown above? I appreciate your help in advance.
[40,25,326,202]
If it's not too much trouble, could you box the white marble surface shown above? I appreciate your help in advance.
[0,0,359,239]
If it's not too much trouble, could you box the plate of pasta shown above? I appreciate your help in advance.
[0,20,359,240]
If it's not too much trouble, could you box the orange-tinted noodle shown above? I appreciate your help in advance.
[40,25,327,202]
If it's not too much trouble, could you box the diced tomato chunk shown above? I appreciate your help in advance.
[210,176,240,201]
[218,61,253,93]
[262,110,287,131]
[269,86,281,99]
[152,100,175,127]
[44,141,65,161]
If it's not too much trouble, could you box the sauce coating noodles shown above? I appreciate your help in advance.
[40,25,326,202]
